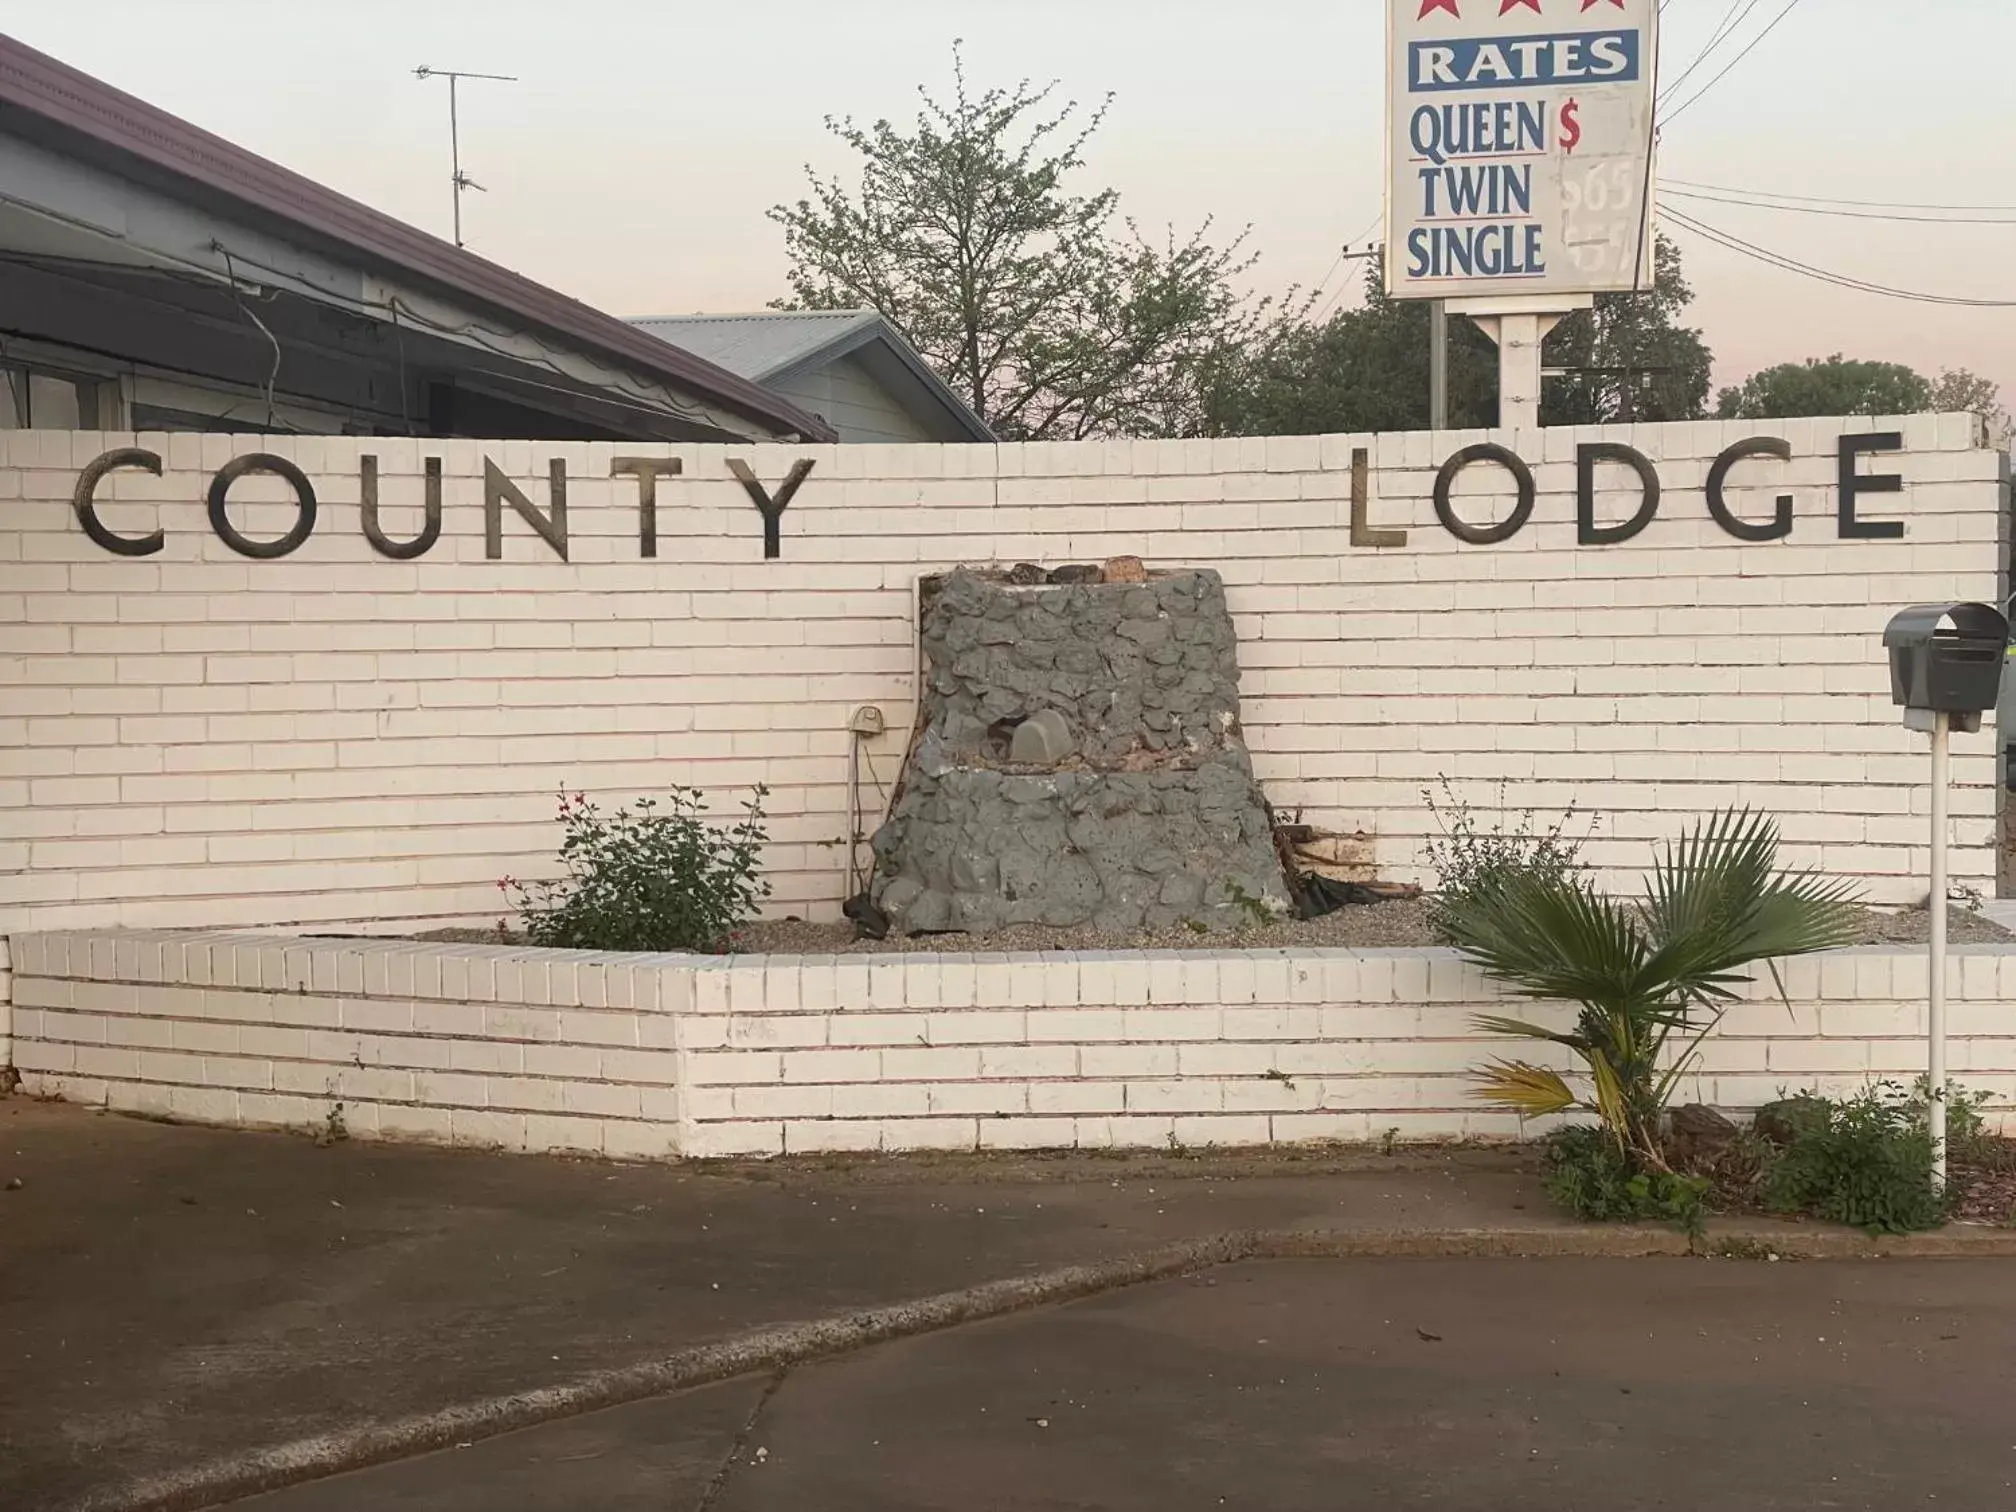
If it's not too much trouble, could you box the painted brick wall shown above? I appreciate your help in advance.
[671,943,2016,1155]
[11,933,2014,1155]
[7,931,688,1157]
[0,417,2004,938]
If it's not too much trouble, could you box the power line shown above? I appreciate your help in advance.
[1662,177,2016,215]
[1659,185,2016,226]
[1311,211,1384,321]
[1661,0,1762,101]
[1661,0,1805,124]
[1664,206,2016,308]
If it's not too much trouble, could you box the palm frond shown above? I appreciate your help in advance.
[1439,870,1657,1010]
[1470,1013,1588,1050]
[1588,1052,1631,1141]
[1639,808,1865,1012]
[1472,1060,1581,1117]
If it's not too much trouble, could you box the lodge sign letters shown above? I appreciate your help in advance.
[69,434,1907,561]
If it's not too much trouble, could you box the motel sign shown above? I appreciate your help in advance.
[1386,0,1659,302]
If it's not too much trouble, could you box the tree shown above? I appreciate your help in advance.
[1930,368,2013,450]
[1715,356,1934,421]
[1206,237,1711,435]
[1541,237,1713,425]
[770,47,1269,440]
[1205,258,1499,435]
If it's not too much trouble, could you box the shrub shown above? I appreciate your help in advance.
[1543,1127,1710,1237]
[1450,808,1863,1173]
[1763,1083,1946,1235]
[1421,778,1591,941]
[506,786,770,953]
[1902,1074,1994,1152]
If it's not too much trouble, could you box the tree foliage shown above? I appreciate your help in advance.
[769,46,1270,440]
[1717,357,2012,446]
[1542,237,1713,425]
[1204,260,1498,435]
[1715,355,1934,420]
[1207,237,1711,435]
[1930,368,2014,450]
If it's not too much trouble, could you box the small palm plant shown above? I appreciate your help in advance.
[1440,809,1864,1171]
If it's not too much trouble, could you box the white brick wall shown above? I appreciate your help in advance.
[0,418,2004,939]
[11,932,2013,1154]
[6,931,688,1158]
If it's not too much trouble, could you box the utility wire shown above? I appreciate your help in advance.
[1660,0,1806,124]
[1662,177,2016,215]
[216,245,281,429]
[1660,0,1761,101]
[1659,186,2016,226]
[1664,206,2016,308]
[1311,211,1385,322]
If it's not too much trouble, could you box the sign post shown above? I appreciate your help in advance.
[1386,0,1659,427]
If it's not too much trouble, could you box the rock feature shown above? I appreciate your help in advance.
[1102,554,1148,584]
[870,567,1292,936]
[1008,708,1075,765]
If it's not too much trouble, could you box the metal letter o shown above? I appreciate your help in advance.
[1433,443,1536,546]
[207,453,318,559]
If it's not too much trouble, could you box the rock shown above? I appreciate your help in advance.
[903,889,954,933]
[1665,1103,1739,1169]
[1115,617,1171,648]
[1753,1095,1831,1147]
[949,848,998,892]
[1008,708,1074,765]
[1048,564,1103,584]
[1102,554,1148,584]
[3,1177,21,1192]
[877,875,925,918]
[842,892,891,941]
[1006,562,1048,585]
[953,892,1008,934]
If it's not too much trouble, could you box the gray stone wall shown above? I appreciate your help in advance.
[870,569,1291,935]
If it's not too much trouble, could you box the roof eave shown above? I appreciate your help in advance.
[762,322,995,443]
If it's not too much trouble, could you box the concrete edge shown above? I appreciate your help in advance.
[67,1235,1255,1512]
[65,1222,2016,1512]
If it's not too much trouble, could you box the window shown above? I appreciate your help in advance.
[0,363,98,428]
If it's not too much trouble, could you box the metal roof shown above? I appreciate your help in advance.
[630,310,995,442]
[0,35,836,443]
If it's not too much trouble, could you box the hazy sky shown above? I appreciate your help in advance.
[8,0,2014,402]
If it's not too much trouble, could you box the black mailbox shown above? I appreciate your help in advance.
[1883,603,2009,717]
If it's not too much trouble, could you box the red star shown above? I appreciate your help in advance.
[1418,0,1461,17]
[1501,0,1543,12]
[1583,0,1627,8]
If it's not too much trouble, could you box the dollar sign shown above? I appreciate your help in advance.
[1561,98,1582,154]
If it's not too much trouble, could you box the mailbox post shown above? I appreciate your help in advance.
[1883,603,2011,1187]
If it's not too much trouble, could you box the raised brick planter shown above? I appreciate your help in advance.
[10,931,2013,1157]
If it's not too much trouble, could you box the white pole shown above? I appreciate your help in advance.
[1929,710,1950,1190]
[1498,312,1542,430]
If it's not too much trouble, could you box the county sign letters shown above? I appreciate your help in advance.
[1386,0,1658,302]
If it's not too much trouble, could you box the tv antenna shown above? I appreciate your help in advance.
[413,65,517,248]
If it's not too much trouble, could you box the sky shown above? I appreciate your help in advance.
[6,0,2013,403]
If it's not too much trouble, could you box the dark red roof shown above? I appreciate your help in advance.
[0,33,836,441]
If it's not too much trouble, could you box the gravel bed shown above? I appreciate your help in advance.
[419,901,2009,955]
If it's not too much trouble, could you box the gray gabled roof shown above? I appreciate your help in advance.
[629,310,995,442]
